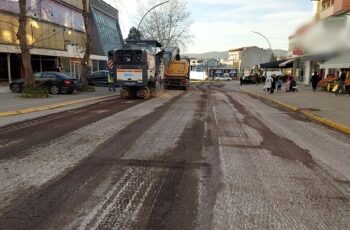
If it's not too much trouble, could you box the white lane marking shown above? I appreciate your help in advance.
[212,105,219,125]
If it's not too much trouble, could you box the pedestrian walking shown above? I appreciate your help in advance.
[270,75,276,94]
[289,77,297,92]
[239,76,243,87]
[277,77,283,92]
[310,72,320,92]
[335,69,348,96]
[265,75,273,93]
[108,72,116,91]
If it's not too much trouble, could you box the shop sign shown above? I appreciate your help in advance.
[293,50,304,56]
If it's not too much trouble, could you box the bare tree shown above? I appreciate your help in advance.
[139,0,193,49]
[17,0,35,89]
[80,0,91,88]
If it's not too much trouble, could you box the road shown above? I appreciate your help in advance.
[0,82,349,229]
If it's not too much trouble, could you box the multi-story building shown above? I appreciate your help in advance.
[228,46,271,75]
[288,24,312,58]
[318,0,350,20]
[0,0,124,84]
[287,0,350,84]
[90,0,124,71]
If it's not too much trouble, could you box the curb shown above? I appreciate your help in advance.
[0,94,118,117]
[240,87,350,135]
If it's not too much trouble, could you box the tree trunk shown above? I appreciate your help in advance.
[17,0,35,89]
[80,0,91,88]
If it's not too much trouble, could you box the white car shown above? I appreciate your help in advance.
[214,75,232,81]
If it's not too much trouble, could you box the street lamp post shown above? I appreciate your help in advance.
[251,31,272,51]
[251,31,273,77]
[251,31,273,60]
[137,1,170,31]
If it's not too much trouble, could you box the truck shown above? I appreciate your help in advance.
[108,40,164,99]
[162,47,190,90]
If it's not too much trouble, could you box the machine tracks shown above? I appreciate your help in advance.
[0,97,142,161]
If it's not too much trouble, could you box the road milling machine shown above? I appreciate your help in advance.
[108,40,165,99]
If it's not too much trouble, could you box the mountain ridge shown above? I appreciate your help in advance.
[185,49,288,60]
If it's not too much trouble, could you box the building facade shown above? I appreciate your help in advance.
[0,0,123,84]
[288,0,350,84]
[318,0,350,20]
[228,46,271,76]
[90,0,124,71]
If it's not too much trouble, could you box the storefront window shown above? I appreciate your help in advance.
[42,59,57,72]
[31,59,41,73]
[60,57,71,77]
[93,60,99,72]
[99,61,107,70]
[0,54,8,81]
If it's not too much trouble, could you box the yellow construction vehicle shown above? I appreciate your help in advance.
[163,47,190,90]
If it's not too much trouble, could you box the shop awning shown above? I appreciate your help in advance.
[320,52,350,69]
[260,60,285,69]
[279,58,295,68]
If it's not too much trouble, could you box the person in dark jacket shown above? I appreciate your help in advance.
[239,76,243,86]
[310,72,320,92]
[270,74,276,94]
[290,77,297,92]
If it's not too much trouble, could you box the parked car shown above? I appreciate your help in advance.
[241,75,256,84]
[9,72,81,94]
[87,70,109,86]
[214,75,232,81]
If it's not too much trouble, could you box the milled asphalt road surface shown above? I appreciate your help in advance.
[0,82,349,229]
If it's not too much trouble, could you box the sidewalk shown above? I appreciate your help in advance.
[240,83,350,129]
[0,86,119,115]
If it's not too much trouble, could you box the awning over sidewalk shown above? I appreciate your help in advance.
[260,60,285,69]
[279,58,295,68]
[320,52,350,69]
[260,59,294,69]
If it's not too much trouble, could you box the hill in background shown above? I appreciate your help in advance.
[185,49,288,60]
[184,51,228,60]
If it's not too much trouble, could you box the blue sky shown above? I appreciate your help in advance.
[106,0,315,53]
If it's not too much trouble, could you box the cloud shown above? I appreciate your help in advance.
[104,0,140,37]
[104,0,314,53]
[187,0,314,53]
